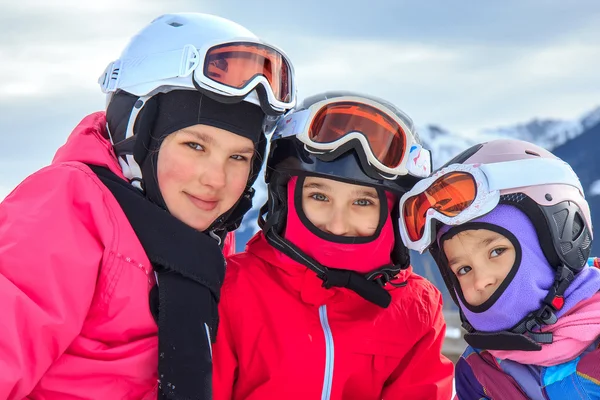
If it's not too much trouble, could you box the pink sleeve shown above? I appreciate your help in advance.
[0,166,104,399]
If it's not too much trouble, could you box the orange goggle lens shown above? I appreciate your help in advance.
[403,172,477,241]
[308,102,407,168]
[204,42,293,103]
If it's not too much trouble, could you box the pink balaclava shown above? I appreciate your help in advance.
[283,176,396,274]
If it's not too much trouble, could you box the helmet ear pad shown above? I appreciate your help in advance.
[544,201,592,271]
[501,194,592,272]
[132,96,160,168]
[106,91,139,145]
[105,91,160,165]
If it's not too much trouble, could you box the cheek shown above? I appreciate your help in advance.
[460,280,478,303]
[499,253,517,279]
[353,208,380,234]
[222,164,250,204]
[158,149,184,196]
[158,150,198,191]
[302,201,329,226]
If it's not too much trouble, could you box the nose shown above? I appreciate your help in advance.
[472,269,496,292]
[323,208,350,236]
[200,158,226,190]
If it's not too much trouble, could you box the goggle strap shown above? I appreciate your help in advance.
[406,145,432,178]
[481,158,583,193]
[274,109,312,139]
[99,47,193,93]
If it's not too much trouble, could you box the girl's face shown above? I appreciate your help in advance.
[443,229,516,306]
[301,176,381,237]
[157,124,254,231]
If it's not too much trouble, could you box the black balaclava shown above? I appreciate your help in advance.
[107,89,265,213]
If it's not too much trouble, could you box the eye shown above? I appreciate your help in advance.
[186,142,204,151]
[490,247,506,258]
[230,154,249,162]
[354,198,373,207]
[456,266,472,277]
[310,193,328,202]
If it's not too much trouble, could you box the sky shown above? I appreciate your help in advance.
[1,0,599,199]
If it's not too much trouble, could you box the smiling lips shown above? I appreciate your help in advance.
[186,192,219,211]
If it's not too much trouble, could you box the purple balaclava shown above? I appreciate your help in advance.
[438,204,600,332]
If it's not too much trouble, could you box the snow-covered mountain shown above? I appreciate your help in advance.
[417,105,600,169]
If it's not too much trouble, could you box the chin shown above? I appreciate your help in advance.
[467,298,485,307]
[178,211,217,232]
[188,217,214,232]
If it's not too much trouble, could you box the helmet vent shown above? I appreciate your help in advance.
[525,150,541,157]
[561,241,574,254]
[500,193,527,203]
[578,248,586,267]
[553,209,569,237]
[581,231,591,249]
[168,21,184,27]
[572,212,584,239]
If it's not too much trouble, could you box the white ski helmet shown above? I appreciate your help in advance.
[99,12,296,113]
[98,12,296,186]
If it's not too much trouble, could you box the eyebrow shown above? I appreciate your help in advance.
[477,235,504,247]
[187,130,213,144]
[233,146,256,154]
[351,189,379,200]
[446,255,462,268]
[304,182,331,191]
[304,182,378,199]
[186,129,255,154]
[446,234,505,267]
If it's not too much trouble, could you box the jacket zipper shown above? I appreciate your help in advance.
[319,305,334,400]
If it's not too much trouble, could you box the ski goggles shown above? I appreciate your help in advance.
[273,96,431,179]
[100,39,295,115]
[399,158,584,253]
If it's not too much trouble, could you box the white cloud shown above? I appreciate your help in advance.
[590,180,600,197]
[0,0,172,99]
[0,40,123,98]
[286,36,600,136]
[3,2,598,132]
[1,1,599,196]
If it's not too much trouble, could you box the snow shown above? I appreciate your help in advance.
[416,125,479,168]
[481,118,583,150]
[582,106,600,130]
[416,105,596,170]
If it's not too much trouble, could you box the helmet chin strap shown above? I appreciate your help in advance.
[263,225,394,308]
[461,263,576,351]
[106,123,145,191]
[119,155,144,191]
[107,94,153,191]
